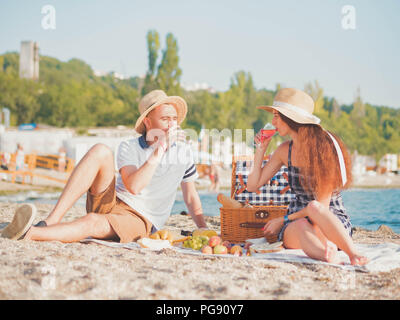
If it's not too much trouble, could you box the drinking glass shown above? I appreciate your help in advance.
[254,123,277,148]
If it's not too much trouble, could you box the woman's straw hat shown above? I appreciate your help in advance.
[135,90,188,134]
[257,88,320,124]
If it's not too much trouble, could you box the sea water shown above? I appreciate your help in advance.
[172,189,400,233]
[1,189,399,233]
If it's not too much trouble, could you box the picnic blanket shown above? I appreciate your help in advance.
[80,238,400,273]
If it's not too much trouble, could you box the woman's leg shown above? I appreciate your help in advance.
[25,213,118,243]
[306,201,368,266]
[283,218,340,263]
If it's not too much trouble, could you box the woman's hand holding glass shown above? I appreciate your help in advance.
[254,130,272,152]
[254,123,276,152]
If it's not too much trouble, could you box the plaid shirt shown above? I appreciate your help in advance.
[278,141,352,241]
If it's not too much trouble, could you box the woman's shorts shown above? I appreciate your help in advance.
[277,212,353,243]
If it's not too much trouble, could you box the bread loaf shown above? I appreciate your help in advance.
[149,229,188,245]
[217,194,243,209]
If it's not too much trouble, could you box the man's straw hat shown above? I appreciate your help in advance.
[135,90,188,134]
[257,88,320,124]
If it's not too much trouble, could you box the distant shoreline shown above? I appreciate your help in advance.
[351,185,400,189]
[1,181,399,198]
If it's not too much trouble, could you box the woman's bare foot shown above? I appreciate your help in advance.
[350,254,369,266]
[324,240,341,264]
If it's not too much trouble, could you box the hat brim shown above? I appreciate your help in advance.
[257,105,320,125]
[135,96,188,134]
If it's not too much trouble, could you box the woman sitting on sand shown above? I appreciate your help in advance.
[247,88,368,266]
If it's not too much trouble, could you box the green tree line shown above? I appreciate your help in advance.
[0,30,399,161]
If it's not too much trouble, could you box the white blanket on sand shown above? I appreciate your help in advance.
[80,238,400,273]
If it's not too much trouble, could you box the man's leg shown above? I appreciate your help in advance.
[25,213,117,242]
[44,143,116,225]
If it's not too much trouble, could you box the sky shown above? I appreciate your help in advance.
[0,0,399,108]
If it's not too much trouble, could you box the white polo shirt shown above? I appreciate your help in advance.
[115,135,198,230]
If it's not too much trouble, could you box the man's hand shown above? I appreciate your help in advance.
[166,125,186,148]
[149,126,186,153]
[181,181,207,229]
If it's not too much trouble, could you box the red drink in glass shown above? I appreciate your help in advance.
[260,128,277,142]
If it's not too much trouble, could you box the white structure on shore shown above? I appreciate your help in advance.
[353,152,399,175]
[379,154,398,172]
[19,41,39,80]
[0,129,74,155]
[352,153,376,175]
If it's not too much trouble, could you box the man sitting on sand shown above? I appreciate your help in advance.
[2,90,208,242]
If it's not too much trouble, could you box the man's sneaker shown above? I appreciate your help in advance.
[1,204,37,240]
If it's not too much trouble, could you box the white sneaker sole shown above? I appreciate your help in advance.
[1,203,37,240]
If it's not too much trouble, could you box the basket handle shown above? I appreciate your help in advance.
[238,209,270,229]
[239,222,266,228]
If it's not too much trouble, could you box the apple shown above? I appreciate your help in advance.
[213,244,228,254]
[230,245,243,256]
[201,245,213,254]
[222,240,232,253]
[208,236,222,248]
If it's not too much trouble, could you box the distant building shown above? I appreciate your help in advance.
[94,70,108,77]
[379,154,398,172]
[352,152,376,175]
[182,82,216,93]
[19,41,39,80]
[94,70,127,80]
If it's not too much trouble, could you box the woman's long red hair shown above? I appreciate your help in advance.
[279,113,352,198]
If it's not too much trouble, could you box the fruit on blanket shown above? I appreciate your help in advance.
[222,240,232,253]
[208,236,222,248]
[199,235,209,242]
[201,245,213,254]
[213,244,228,254]
[244,242,252,250]
[230,245,243,256]
[172,236,191,245]
[202,230,218,238]
[192,229,204,238]
[183,236,209,250]
[192,229,218,238]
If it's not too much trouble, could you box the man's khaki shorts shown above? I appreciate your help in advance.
[86,177,153,243]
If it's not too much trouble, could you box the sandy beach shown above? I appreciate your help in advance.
[0,202,399,300]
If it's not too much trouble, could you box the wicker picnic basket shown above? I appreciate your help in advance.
[220,155,292,244]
